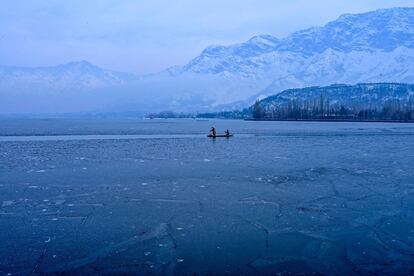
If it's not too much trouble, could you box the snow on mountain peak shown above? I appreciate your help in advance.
[247,35,279,47]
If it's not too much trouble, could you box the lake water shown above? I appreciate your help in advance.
[0,118,414,274]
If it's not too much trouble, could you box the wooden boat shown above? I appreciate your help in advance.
[207,134,233,138]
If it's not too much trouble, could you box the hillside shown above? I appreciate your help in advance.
[196,83,414,121]
[251,83,414,121]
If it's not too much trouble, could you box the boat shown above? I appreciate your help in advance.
[207,134,233,138]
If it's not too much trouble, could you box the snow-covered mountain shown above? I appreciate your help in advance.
[1,7,414,114]
[0,60,139,91]
[142,7,414,109]
[0,61,147,114]
[177,7,414,77]
[173,7,414,103]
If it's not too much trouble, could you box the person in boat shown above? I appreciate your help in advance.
[210,127,216,136]
[224,129,230,136]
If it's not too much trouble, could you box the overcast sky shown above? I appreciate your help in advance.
[1,0,414,74]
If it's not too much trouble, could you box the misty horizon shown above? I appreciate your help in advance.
[1,5,414,114]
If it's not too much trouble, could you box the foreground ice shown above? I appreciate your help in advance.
[0,119,413,274]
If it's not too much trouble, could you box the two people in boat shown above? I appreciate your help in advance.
[210,127,231,137]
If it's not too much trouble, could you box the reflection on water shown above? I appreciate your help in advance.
[0,119,413,274]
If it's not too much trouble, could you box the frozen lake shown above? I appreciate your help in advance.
[0,118,414,274]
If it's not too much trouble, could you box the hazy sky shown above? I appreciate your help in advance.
[1,0,414,74]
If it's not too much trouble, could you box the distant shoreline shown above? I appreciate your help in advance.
[243,118,414,123]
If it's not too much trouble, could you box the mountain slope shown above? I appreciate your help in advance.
[259,83,414,108]
[245,83,414,121]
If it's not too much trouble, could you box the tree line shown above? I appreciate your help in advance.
[252,95,414,121]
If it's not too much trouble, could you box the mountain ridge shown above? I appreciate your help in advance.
[177,7,414,77]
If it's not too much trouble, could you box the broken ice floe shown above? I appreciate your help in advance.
[2,201,14,207]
